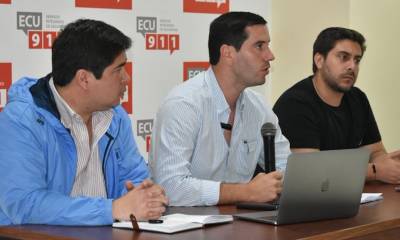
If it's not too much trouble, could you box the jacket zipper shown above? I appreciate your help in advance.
[102,119,122,197]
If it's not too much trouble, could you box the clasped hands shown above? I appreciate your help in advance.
[112,179,168,221]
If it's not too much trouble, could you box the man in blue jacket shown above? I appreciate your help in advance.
[0,19,167,225]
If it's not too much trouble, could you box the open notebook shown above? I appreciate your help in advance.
[113,213,233,234]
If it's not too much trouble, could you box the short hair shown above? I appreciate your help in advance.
[312,27,366,73]
[52,19,131,86]
[208,11,267,65]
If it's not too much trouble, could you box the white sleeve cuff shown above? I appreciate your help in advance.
[200,180,221,206]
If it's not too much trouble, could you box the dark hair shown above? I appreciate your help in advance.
[312,27,366,73]
[52,19,131,86]
[208,12,267,65]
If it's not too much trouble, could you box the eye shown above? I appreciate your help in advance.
[255,42,264,50]
[338,53,349,62]
[113,67,124,75]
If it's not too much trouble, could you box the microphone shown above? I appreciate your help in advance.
[236,123,278,211]
[261,122,276,173]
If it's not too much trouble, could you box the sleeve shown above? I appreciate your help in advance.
[149,98,220,206]
[0,110,113,226]
[257,101,291,172]
[114,107,149,196]
[360,93,381,145]
[273,94,322,149]
[274,114,291,172]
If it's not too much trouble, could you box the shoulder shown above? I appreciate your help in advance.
[0,101,38,132]
[274,76,318,111]
[169,71,208,98]
[160,71,212,113]
[7,77,38,101]
[110,105,133,134]
[346,86,369,101]
[241,89,283,128]
[0,95,56,155]
[344,86,372,114]
[112,105,129,118]
[1,78,47,129]
[242,88,271,111]
[277,76,315,102]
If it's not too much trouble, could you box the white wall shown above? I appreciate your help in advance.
[350,0,400,151]
[270,0,349,102]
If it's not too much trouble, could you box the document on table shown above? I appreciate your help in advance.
[112,213,233,234]
[361,193,383,204]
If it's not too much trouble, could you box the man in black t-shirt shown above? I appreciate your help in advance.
[274,27,400,184]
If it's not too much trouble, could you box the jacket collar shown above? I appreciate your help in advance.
[29,73,61,120]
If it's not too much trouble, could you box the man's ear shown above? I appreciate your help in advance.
[314,53,325,71]
[75,69,91,90]
[220,44,236,64]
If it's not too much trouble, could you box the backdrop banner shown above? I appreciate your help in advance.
[0,0,271,158]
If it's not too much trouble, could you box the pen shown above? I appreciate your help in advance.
[130,214,140,231]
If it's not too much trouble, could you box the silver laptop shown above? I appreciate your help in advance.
[235,149,369,225]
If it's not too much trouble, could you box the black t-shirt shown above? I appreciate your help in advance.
[273,76,381,150]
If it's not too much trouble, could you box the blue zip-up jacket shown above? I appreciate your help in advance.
[0,75,149,225]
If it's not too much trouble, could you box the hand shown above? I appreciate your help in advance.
[374,150,400,184]
[245,171,283,202]
[124,179,153,191]
[112,179,168,221]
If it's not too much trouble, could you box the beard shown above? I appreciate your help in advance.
[321,69,356,93]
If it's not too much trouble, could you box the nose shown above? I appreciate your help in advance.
[122,68,130,85]
[347,59,358,71]
[264,47,275,62]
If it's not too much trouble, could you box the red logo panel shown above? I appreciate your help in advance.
[146,33,180,54]
[28,31,58,49]
[28,31,42,49]
[75,0,132,10]
[183,0,229,14]
[0,0,11,4]
[183,62,210,81]
[0,63,12,111]
[121,62,133,114]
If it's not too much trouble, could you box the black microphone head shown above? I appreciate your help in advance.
[261,122,276,136]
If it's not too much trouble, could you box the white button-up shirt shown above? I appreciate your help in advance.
[149,68,290,206]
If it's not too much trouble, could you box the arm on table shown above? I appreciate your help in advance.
[364,141,400,184]
[219,171,283,204]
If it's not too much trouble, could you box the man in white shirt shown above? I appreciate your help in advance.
[149,12,290,206]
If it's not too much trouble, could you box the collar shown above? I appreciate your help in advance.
[206,67,245,116]
[49,79,114,131]
[49,78,78,129]
[29,73,60,119]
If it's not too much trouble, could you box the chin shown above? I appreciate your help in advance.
[255,79,266,86]
[337,85,353,93]
[109,99,120,108]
